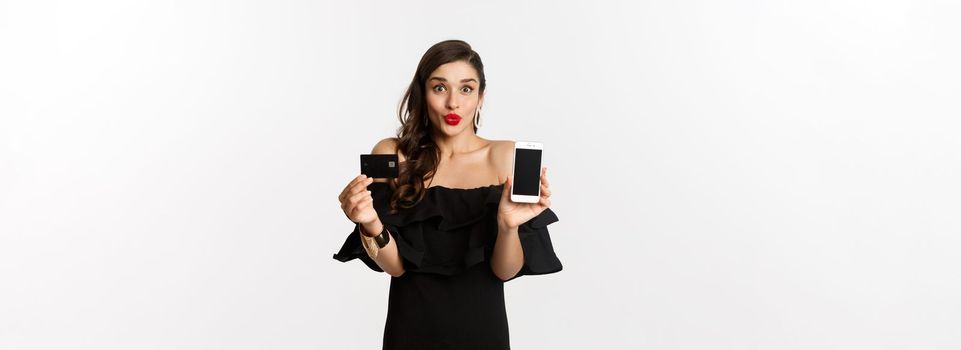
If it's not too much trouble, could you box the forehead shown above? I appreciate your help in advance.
[428,61,478,81]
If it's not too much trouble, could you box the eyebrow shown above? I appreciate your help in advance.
[428,77,478,84]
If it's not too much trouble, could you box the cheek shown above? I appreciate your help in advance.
[425,94,445,110]
[462,96,479,109]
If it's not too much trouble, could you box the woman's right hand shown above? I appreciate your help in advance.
[339,175,378,226]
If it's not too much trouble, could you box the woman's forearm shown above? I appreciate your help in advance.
[490,223,524,281]
[359,219,406,277]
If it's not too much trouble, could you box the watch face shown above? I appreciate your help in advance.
[374,230,390,248]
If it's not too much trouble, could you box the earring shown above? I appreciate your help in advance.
[474,106,483,129]
[424,115,429,126]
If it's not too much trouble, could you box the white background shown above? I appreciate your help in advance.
[2,1,959,349]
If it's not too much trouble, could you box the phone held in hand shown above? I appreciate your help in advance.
[360,154,399,179]
[510,141,543,203]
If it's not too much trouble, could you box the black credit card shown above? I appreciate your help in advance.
[360,154,399,179]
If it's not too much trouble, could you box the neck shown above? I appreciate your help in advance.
[431,129,483,160]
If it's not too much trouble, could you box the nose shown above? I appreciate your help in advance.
[445,92,459,111]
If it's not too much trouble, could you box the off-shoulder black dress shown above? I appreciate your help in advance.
[333,182,563,350]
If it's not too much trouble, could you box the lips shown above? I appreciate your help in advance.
[444,113,462,126]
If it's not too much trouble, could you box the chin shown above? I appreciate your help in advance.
[442,124,470,136]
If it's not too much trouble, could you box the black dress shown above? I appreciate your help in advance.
[333,182,563,350]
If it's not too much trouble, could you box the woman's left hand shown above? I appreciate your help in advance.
[497,167,551,230]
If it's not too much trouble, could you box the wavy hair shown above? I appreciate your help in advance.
[388,40,487,213]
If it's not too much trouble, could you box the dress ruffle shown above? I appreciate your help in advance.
[333,182,562,281]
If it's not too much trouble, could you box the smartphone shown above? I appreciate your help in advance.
[360,154,399,179]
[510,141,543,203]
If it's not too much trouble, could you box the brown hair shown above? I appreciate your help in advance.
[388,40,487,213]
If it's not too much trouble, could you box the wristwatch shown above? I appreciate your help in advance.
[372,227,391,248]
[361,226,391,248]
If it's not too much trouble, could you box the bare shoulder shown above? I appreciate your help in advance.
[487,140,515,182]
[370,138,403,184]
[371,137,406,161]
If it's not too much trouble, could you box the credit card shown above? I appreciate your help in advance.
[360,154,399,179]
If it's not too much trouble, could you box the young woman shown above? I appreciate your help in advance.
[334,40,562,349]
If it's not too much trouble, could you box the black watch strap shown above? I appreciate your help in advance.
[373,227,391,248]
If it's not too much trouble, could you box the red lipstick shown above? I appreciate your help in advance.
[444,113,462,126]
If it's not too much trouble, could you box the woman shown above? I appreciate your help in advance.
[333,40,562,350]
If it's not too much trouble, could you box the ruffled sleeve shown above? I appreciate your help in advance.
[504,208,563,282]
[331,182,398,273]
[332,182,563,281]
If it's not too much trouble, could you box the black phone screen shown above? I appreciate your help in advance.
[512,148,542,196]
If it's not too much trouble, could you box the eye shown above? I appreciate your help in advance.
[432,85,446,92]
[460,86,474,94]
